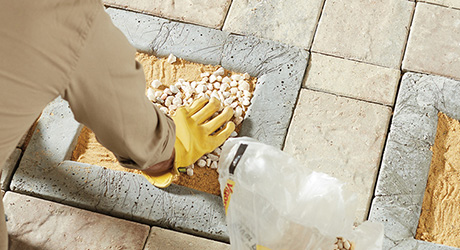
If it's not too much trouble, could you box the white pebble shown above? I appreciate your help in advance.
[222,76,231,83]
[207,154,219,161]
[243,90,252,97]
[167,54,177,64]
[165,96,174,107]
[164,88,173,95]
[230,102,239,108]
[344,241,351,250]
[206,158,212,167]
[205,90,212,96]
[196,85,207,93]
[222,91,231,98]
[173,97,182,106]
[224,97,234,106]
[160,107,169,114]
[230,87,238,95]
[213,67,225,76]
[175,92,183,99]
[230,131,238,137]
[209,74,217,83]
[175,82,183,89]
[230,81,238,87]
[151,80,162,88]
[155,91,163,98]
[220,83,229,91]
[243,72,250,80]
[169,104,177,111]
[207,83,214,91]
[242,99,251,106]
[147,88,155,101]
[235,106,243,118]
[235,117,243,125]
[236,91,242,98]
[231,74,242,81]
[210,161,218,169]
[214,82,221,90]
[191,81,197,89]
[186,168,194,176]
[200,72,210,78]
[218,92,225,102]
[238,80,250,91]
[160,93,168,100]
[202,77,209,82]
[217,76,223,82]
[155,98,164,104]
[170,85,179,94]
[197,159,206,167]
[210,92,220,101]
[214,148,222,155]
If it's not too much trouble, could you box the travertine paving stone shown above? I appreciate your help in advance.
[223,0,325,49]
[312,0,414,68]
[103,0,231,29]
[305,53,401,106]
[419,0,460,9]
[145,227,230,250]
[222,35,309,149]
[284,89,391,222]
[1,149,21,190]
[403,3,460,81]
[4,192,150,250]
[107,8,229,66]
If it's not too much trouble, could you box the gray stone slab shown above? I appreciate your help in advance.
[375,73,460,197]
[5,192,150,250]
[1,149,21,190]
[107,8,229,66]
[11,98,228,242]
[369,195,458,250]
[222,35,309,149]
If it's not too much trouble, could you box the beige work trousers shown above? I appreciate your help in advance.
[0,1,176,248]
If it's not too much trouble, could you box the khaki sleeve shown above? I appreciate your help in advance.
[63,8,175,170]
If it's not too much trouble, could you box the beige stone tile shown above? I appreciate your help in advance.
[420,0,460,9]
[223,0,325,49]
[305,53,401,106]
[5,192,150,250]
[144,227,230,250]
[284,90,391,222]
[312,0,414,68]
[103,0,231,29]
[403,3,460,81]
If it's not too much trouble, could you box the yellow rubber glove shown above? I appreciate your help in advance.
[143,97,236,188]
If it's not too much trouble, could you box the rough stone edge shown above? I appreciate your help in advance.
[1,148,21,191]
[10,98,228,242]
[221,34,309,149]
[370,72,460,249]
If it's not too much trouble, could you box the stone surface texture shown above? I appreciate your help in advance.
[371,72,460,249]
[222,35,309,149]
[103,0,231,29]
[312,0,414,68]
[107,8,229,66]
[305,53,401,105]
[1,149,21,190]
[4,192,150,250]
[403,3,460,81]
[223,0,325,49]
[145,227,230,250]
[284,89,391,222]
[419,0,460,9]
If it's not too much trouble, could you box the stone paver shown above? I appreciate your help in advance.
[107,8,229,66]
[419,0,460,9]
[144,227,230,250]
[305,53,401,106]
[103,0,231,29]
[370,72,460,249]
[222,35,309,149]
[403,3,460,81]
[4,192,150,250]
[312,0,414,68]
[1,149,21,190]
[223,0,324,49]
[284,89,391,222]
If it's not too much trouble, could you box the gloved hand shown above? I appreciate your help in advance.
[143,97,235,188]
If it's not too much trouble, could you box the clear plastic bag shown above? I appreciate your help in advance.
[218,137,383,250]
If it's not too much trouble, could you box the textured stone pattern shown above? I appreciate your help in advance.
[145,227,230,250]
[403,3,460,81]
[371,73,460,249]
[223,0,325,49]
[4,192,150,250]
[312,0,414,68]
[107,8,229,66]
[284,89,391,222]
[305,53,400,106]
[103,0,231,29]
[419,0,460,9]
[222,35,309,149]
[1,149,21,190]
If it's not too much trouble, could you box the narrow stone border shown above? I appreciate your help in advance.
[10,7,308,242]
[369,72,460,249]
[1,148,21,191]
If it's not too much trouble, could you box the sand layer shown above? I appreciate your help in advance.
[71,53,256,196]
[416,112,460,248]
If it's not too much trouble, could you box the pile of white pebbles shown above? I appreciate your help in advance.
[334,237,353,250]
[145,55,255,176]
